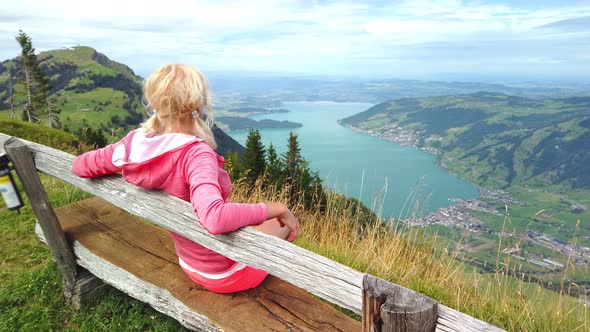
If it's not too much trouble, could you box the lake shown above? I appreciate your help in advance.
[228,101,479,219]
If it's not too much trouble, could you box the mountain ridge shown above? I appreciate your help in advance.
[341,91,590,191]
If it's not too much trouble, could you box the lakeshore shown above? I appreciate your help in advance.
[229,101,480,219]
[343,123,590,270]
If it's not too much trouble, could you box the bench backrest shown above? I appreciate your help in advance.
[0,133,503,332]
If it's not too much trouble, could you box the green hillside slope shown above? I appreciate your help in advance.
[0,46,144,134]
[341,92,590,191]
[0,46,244,155]
[341,92,590,276]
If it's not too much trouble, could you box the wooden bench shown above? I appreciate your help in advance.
[40,196,358,331]
[0,133,504,332]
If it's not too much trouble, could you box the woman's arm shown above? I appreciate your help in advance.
[72,143,122,178]
[186,147,269,234]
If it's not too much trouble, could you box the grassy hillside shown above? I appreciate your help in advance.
[0,122,588,331]
[0,119,79,152]
[0,46,144,136]
[341,92,590,191]
[0,47,245,156]
[341,92,590,286]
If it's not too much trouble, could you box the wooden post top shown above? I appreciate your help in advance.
[362,274,438,332]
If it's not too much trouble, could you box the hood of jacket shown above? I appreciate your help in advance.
[112,129,203,189]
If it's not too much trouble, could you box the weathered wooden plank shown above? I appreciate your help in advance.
[0,133,364,314]
[362,284,382,331]
[437,306,504,332]
[362,274,437,332]
[81,244,224,331]
[434,324,454,332]
[39,197,360,331]
[4,138,78,291]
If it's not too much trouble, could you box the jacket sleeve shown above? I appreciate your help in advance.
[72,142,122,178]
[185,146,268,235]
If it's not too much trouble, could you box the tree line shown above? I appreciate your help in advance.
[225,129,326,209]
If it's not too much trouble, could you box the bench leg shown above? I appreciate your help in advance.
[35,222,107,310]
[64,268,107,310]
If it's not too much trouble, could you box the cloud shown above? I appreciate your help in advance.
[535,16,590,32]
[1,0,589,80]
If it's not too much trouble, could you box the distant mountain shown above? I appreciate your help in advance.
[341,92,590,190]
[227,107,289,114]
[216,116,302,131]
[0,46,243,155]
[208,74,590,104]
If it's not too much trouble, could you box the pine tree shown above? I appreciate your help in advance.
[8,73,16,119]
[279,132,326,208]
[78,127,108,148]
[282,132,304,202]
[16,30,39,123]
[265,143,284,188]
[15,30,50,124]
[241,129,266,185]
[224,151,242,181]
[47,97,62,129]
[93,129,108,148]
[283,132,303,182]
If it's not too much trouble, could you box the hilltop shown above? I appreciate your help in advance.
[0,46,243,155]
[0,46,144,133]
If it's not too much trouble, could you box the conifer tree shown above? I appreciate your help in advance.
[241,129,266,185]
[47,97,62,129]
[282,132,304,202]
[279,132,326,208]
[15,30,50,124]
[265,143,284,188]
[16,30,39,123]
[78,127,108,148]
[224,151,242,181]
[283,132,303,183]
[8,73,16,119]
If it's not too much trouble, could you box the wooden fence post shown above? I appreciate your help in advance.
[4,137,103,307]
[362,274,438,332]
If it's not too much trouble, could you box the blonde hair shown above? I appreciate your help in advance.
[141,64,217,149]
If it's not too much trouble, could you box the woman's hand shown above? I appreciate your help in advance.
[277,207,299,242]
[265,202,299,242]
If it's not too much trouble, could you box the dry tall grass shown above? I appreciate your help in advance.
[232,179,589,331]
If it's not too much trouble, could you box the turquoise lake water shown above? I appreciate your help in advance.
[227,101,479,219]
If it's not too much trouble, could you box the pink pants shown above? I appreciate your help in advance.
[181,265,268,293]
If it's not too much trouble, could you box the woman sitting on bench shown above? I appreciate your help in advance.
[72,64,299,293]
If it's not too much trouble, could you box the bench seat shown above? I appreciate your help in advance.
[48,197,360,331]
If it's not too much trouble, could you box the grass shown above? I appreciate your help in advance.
[0,175,187,331]
[0,119,79,152]
[232,179,589,331]
[57,88,130,132]
[1,121,589,331]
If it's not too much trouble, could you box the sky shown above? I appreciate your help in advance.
[1,0,590,81]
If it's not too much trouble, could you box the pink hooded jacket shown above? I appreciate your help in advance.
[72,129,268,275]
